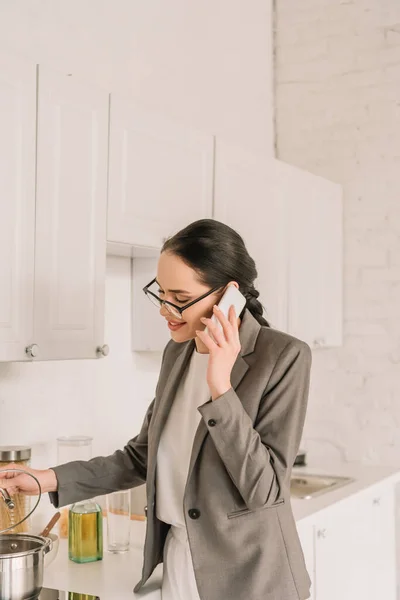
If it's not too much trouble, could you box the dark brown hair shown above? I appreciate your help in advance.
[162,219,270,327]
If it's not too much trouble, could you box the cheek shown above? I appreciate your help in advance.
[185,304,213,329]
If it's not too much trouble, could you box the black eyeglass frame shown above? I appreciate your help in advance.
[142,277,223,318]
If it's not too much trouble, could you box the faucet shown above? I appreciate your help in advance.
[0,487,15,510]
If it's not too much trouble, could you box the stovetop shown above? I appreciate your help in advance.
[39,588,100,599]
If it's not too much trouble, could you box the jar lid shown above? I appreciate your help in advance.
[57,436,93,446]
[0,446,31,462]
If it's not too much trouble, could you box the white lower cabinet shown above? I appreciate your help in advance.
[363,482,397,599]
[296,518,315,598]
[314,495,371,600]
[298,480,397,600]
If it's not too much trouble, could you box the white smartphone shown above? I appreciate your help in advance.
[204,284,247,342]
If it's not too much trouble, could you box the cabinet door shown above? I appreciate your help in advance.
[314,484,397,600]
[131,256,170,352]
[213,142,288,331]
[108,98,214,248]
[296,518,315,599]
[314,497,371,600]
[0,56,36,361]
[275,160,343,348]
[34,67,108,360]
[366,483,397,600]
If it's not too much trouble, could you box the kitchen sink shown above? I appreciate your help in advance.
[290,474,355,499]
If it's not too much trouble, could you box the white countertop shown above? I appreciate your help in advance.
[43,460,400,599]
[43,520,163,600]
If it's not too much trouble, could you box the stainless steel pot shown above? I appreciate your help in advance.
[0,468,48,599]
[0,534,52,600]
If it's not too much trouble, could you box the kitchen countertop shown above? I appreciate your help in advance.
[43,520,162,599]
[43,460,400,599]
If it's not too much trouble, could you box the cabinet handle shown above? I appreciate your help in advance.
[25,344,39,358]
[96,344,110,357]
[373,497,381,506]
[317,528,327,539]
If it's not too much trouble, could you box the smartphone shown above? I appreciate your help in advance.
[204,284,247,342]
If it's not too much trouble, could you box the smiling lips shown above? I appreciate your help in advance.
[167,319,186,331]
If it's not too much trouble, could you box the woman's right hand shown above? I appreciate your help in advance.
[0,463,58,496]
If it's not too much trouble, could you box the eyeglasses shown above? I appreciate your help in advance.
[143,277,222,320]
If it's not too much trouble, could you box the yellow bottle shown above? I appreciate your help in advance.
[68,500,103,563]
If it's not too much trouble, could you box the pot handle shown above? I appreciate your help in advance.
[42,536,54,554]
[0,468,42,535]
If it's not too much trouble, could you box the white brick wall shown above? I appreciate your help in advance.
[275,0,400,466]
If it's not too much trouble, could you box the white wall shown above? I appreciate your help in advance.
[275,0,400,466]
[0,0,274,155]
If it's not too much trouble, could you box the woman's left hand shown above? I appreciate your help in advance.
[196,304,241,401]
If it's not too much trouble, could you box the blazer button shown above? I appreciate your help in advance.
[208,419,217,427]
[188,508,201,520]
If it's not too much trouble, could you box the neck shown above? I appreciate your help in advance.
[194,337,209,354]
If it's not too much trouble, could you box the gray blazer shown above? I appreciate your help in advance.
[50,309,312,600]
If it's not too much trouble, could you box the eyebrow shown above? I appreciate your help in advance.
[155,279,191,295]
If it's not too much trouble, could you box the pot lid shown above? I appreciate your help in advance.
[0,468,41,535]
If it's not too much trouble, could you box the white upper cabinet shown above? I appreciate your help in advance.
[0,57,36,362]
[213,142,343,347]
[33,67,109,360]
[107,98,214,249]
[274,160,343,348]
[131,255,171,352]
[213,142,288,331]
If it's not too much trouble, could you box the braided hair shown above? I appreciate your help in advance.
[161,219,270,327]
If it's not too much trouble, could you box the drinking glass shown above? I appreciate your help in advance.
[106,490,131,553]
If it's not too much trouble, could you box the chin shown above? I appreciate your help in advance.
[170,330,194,343]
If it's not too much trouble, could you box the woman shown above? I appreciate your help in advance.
[1,219,312,600]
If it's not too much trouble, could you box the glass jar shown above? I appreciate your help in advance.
[0,446,32,533]
[56,436,93,538]
[57,436,93,464]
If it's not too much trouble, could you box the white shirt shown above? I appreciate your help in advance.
[156,348,210,528]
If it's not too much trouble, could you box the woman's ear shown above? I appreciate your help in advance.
[227,281,239,290]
